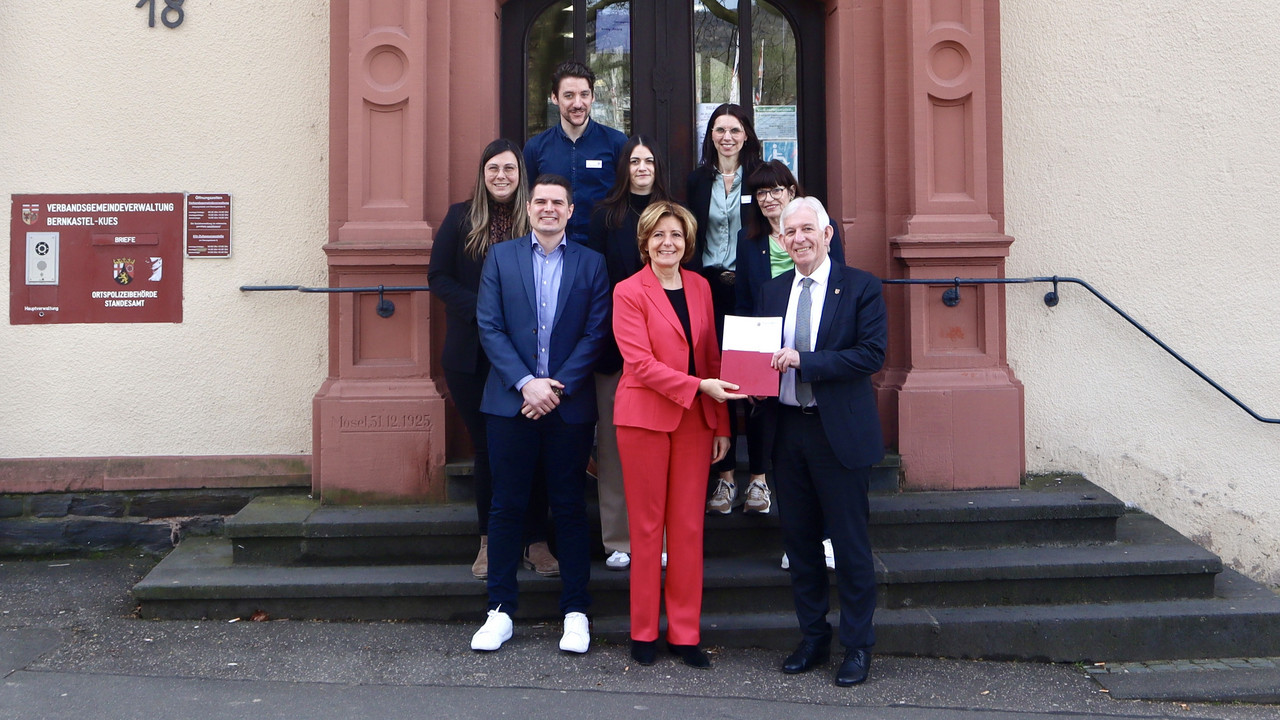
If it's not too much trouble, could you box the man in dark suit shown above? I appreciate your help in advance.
[471,174,611,655]
[759,196,888,686]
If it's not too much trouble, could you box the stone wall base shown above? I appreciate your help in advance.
[0,487,306,557]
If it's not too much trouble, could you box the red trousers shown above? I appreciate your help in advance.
[617,407,713,645]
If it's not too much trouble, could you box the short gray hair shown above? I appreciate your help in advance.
[779,196,830,231]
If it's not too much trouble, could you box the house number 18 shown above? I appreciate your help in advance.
[136,0,185,29]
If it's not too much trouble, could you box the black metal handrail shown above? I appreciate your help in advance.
[882,275,1279,424]
[242,277,1278,424]
[240,284,430,319]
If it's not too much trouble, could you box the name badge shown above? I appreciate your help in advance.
[586,159,604,169]
[740,194,753,205]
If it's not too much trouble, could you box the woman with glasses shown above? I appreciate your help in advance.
[736,160,845,321]
[428,139,558,581]
[685,103,763,516]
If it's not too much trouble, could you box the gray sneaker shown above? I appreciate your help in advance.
[743,479,771,514]
[706,478,737,514]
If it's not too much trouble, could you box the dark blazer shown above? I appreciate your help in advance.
[428,201,489,374]
[584,196,649,374]
[734,222,846,317]
[684,165,755,272]
[612,266,730,435]
[758,261,888,469]
[476,233,611,424]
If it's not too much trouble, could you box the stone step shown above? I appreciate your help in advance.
[137,511,1216,620]
[132,535,1278,662]
[603,567,1280,662]
[226,475,1125,566]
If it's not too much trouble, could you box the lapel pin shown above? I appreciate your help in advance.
[834,289,841,295]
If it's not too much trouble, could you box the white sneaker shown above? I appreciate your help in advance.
[743,478,771,514]
[706,478,737,514]
[559,611,590,653]
[605,550,630,570]
[661,552,668,569]
[471,608,512,651]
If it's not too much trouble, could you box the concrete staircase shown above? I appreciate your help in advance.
[132,474,1280,662]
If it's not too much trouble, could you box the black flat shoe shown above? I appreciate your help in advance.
[782,638,830,674]
[835,648,871,686]
[666,642,711,669]
[630,639,657,666]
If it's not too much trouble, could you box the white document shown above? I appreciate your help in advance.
[722,315,782,352]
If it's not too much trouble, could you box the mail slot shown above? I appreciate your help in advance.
[92,233,160,246]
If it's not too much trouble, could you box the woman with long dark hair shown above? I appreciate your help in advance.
[428,139,557,580]
[584,136,673,571]
[685,103,763,515]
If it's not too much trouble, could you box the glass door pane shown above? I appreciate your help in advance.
[525,1,632,140]
[526,1,574,136]
[692,1,742,161]
[588,1,632,135]
[751,0,799,171]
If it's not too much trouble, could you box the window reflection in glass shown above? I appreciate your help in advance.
[692,0,798,171]
[527,1,573,137]
[751,0,799,171]
[693,1,740,107]
[588,1,631,134]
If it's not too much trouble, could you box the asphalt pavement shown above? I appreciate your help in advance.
[1,555,1277,720]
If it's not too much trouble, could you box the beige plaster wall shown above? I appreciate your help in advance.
[1,3,330,457]
[1003,1,1280,584]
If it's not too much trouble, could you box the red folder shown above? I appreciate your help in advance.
[720,350,779,397]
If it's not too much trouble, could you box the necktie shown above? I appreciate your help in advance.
[795,277,814,407]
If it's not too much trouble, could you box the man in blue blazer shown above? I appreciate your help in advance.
[472,175,611,655]
[758,196,888,686]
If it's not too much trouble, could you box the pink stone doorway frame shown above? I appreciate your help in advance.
[318,0,1024,502]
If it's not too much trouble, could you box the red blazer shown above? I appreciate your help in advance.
[612,265,731,435]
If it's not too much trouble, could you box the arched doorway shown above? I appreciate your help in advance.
[499,0,828,200]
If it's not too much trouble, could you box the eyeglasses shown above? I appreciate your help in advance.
[711,126,745,138]
[754,186,791,200]
[485,163,518,176]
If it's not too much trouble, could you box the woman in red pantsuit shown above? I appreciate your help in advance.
[612,201,744,668]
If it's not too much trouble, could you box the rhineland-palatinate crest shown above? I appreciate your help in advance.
[113,258,136,286]
[21,203,39,225]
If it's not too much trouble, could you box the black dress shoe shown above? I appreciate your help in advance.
[666,642,711,669]
[835,649,871,686]
[781,639,830,674]
[630,639,657,666]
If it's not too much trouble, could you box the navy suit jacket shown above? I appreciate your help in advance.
[476,233,611,424]
[758,261,888,469]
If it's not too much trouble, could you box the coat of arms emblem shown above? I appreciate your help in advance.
[113,258,136,286]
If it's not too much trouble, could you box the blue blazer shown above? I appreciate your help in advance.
[758,261,889,469]
[476,234,611,424]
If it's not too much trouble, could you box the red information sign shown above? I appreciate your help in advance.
[186,193,232,258]
[9,193,185,325]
